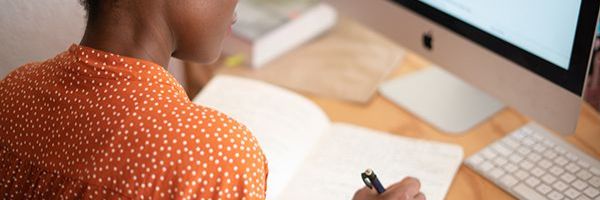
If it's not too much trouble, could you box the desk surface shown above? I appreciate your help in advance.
[303,52,600,200]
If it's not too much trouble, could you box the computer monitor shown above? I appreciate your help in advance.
[326,0,600,135]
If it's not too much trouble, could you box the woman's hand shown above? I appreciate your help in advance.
[352,177,426,200]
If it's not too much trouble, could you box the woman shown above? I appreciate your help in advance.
[0,0,424,199]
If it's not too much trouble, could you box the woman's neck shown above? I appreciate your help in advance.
[79,4,175,67]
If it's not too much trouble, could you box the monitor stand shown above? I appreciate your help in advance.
[379,66,504,134]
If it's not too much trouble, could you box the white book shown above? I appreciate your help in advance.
[193,75,464,199]
[224,1,337,68]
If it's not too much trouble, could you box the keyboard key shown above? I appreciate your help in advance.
[561,173,576,183]
[539,159,553,169]
[530,131,543,141]
[576,195,592,200]
[590,167,600,176]
[481,149,497,160]
[552,180,568,191]
[492,143,511,156]
[515,170,530,180]
[531,167,545,177]
[590,176,600,188]
[533,144,547,153]
[509,154,524,163]
[489,168,505,179]
[517,146,531,155]
[578,160,591,169]
[573,179,589,191]
[521,127,533,134]
[499,174,518,187]
[519,160,534,170]
[565,188,582,199]
[567,163,582,173]
[542,174,557,184]
[548,191,564,200]
[513,130,528,139]
[554,156,569,166]
[549,166,565,176]
[577,170,593,181]
[527,153,542,162]
[566,152,579,161]
[536,183,552,194]
[493,157,508,166]
[503,163,518,173]
[583,187,599,198]
[480,161,494,172]
[502,138,520,149]
[523,138,535,146]
[467,154,484,165]
[542,140,555,148]
[543,151,558,159]
[554,146,567,154]
[525,176,541,187]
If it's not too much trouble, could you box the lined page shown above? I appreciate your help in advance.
[193,75,331,198]
[279,123,463,200]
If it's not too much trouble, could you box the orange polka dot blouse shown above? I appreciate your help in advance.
[0,45,268,199]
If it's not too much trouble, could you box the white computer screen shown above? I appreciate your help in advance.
[419,0,581,70]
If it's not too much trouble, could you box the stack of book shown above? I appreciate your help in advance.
[223,0,338,68]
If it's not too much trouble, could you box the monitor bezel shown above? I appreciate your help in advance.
[391,0,599,95]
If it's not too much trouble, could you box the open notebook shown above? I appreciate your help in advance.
[193,75,464,200]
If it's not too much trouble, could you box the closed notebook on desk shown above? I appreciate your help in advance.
[193,75,464,200]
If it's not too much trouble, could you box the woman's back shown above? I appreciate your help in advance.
[0,45,268,199]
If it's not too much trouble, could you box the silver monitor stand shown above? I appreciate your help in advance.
[380,66,504,134]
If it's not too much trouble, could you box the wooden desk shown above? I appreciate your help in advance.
[304,52,600,199]
[186,51,600,199]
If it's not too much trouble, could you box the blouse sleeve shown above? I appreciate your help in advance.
[165,109,269,200]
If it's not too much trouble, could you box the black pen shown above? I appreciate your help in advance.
[361,168,386,194]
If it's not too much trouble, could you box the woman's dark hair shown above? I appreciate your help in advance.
[79,0,99,21]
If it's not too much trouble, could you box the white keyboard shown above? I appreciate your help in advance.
[465,122,600,200]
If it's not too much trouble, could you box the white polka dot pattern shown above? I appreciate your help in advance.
[0,45,268,199]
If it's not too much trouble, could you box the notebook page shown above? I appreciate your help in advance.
[193,75,331,198]
[279,123,463,200]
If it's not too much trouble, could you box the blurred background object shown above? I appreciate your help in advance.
[224,0,337,68]
[584,37,600,111]
[0,0,85,79]
[186,17,404,103]
[220,17,403,103]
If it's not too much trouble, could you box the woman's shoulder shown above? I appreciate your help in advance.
[127,103,268,199]
[179,104,264,159]
[1,51,70,84]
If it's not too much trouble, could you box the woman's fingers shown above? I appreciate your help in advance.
[397,177,421,197]
[382,177,422,199]
[352,177,425,200]
[414,192,426,200]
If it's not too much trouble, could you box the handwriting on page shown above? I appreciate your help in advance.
[279,123,463,200]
